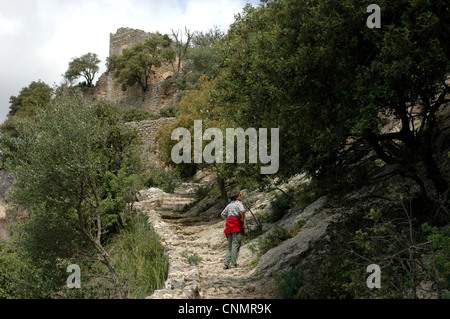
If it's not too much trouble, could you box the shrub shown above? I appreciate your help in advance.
[274,269,303,299]
[108,214,169,299]
[181,252,203,266]
[250,226,292,258]
[142,166,182,193]
[266,191,294,223]
[159,103,179,118]
[119,107,153,122]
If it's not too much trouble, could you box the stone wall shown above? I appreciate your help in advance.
[110,27,153,56]
[125,117,176,166]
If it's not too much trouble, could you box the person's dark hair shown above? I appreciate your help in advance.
[230,191,241,201]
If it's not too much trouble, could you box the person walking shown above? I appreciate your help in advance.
[221,191,245,269]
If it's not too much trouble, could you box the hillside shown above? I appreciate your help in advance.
[133,138,449,299]
[1,0,449,300]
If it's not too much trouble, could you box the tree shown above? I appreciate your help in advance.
[181,27,225,87]
[107,34,175,93]
[5,80,53,118]
[0,80,53,137]
[63,52,101,87]
[155,76,233,202]
[2,90,142,298]
[216,0,450,199]
[171,27,194,74]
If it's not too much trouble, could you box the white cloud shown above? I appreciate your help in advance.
[0,0,260,123]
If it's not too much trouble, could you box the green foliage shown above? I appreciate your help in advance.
[215,0,450,196]
[234,173,264,192]
[1,213,169,299]
[118,107,153,122]
[0,238,50,299]
[108,214,169,298]
[64,52,101,87]
[181,252,203,266]
[277,196,449,299]
[107,34,175,92]
[274,269,303,299]
[250,225,292,258]
[1,89,143,297]
[6,80,53,118]
[421,223,450,289]
[265,190,294,223]
[181,27,224,87]
[158,103,180,118]
[154,76,229,179]
[0,81,53,138]
[141,165,182,193]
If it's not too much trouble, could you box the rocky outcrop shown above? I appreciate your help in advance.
[0,170,13,239]
[0,207,7,240]
[88,75,178,113]
[253,196,342,278]
[0,170,29,240]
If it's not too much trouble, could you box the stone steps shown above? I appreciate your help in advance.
[158,192,196,213]
[137,182,268,299]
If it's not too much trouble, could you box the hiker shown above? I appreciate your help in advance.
[221,191,245,269]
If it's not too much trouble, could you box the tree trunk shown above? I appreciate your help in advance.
[81,226,122,298]
[217,176,228,203]
[96,242,123,299]
[421,132,449,197]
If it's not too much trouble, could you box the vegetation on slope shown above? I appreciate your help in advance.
[0,0,448,299]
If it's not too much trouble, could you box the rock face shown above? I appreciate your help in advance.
[0,170,28,240]
[0,170,13,239]
[89,75,178,112]
[0,207,7,239]
[255,196,342,278]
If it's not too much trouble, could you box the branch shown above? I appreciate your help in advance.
[366,134,396,165]
[87,177,102,244]
[373,131,405,142]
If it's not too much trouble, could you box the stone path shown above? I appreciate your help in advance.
[135,182,273,299]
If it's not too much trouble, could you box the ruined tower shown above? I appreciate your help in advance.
[92,27,177,112]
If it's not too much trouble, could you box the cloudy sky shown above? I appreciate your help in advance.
[0,0,260,124]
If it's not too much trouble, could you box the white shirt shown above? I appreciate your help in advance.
[221,200,245,219]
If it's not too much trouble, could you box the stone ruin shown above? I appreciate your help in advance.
[85,27,180,113]
[89,27,179,167]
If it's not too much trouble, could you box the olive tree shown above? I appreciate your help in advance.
[64,52,101,87]
[3,90,142,298]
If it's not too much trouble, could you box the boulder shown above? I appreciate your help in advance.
[255,196,343,278]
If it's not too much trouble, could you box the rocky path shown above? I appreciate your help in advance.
[135,182,272,299]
